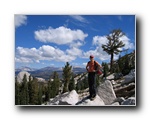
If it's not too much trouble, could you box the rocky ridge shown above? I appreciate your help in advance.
[44,69,135,106]
[16,71,47,83]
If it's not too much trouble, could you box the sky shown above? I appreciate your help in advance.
[15,15,135,69]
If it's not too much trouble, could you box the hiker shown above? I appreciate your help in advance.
[86,55,102,100]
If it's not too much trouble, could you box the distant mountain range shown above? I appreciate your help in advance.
[15,66,86,80]
[15,51,135,80]
[15,66,37,72]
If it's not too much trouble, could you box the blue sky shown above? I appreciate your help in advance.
[15,15,135,69]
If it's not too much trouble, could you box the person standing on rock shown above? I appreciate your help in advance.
[86,55,102,100]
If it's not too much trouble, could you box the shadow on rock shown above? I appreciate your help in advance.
[75,96,89,105]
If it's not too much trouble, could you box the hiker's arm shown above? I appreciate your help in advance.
[96,61,102,68]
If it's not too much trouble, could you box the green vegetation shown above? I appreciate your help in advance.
[68,74,75,91]
[15,71,60,105]
[62,62,72,93]
[117,52,135,75]
[76,75,88,92]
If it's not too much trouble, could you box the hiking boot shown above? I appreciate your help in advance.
[86,95,92,99]
[90,95,96,101]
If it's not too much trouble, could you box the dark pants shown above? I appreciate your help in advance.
[88,72,96,97]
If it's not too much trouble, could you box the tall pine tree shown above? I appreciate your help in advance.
[28,77,39,105]
[38,84,43,105]
[15,77,20,105]
[62,62,72,93]
[20,74,29,105]
[50,71,60,98]
[102,62,109,78]
[102,29,125,73]
[68,74,75,91]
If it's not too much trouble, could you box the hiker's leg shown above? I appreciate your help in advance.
[88,73,92,97]
[91,72,96,97]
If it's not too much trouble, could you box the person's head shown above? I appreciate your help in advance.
[89,55,94,61]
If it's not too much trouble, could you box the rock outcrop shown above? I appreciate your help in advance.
[48,90,79,105]
[16,71,46,83]
[45,69,135,106]
[97,80,116,105]
[16,71,31,83]
[121,97,135,105]
[76,95,105,106]
[47,80,119,106]
[111,69,135,105]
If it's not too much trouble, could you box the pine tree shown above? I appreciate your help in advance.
[102,62,109,80]
[95,75,100,87]
[50,71,60,98]
[38,84,43,105]
[28,75,32,104]
[117,52,135,75]
[102,29,125,73]
[28,77,39,105]
[76,83,81,93]
[118,54,123,73]
[83,76,88,89]
[122,54,130,75]
[15,77,20,105]
[68,74,75,91]
[20,74,29,105]
[114,63,120,73]
[44,85,50,102]
[62,62,72,93]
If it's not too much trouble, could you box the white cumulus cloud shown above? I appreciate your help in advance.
[83,46,110,60]
[119,35,134,50]
[16,26,88,64]
[34,26,88,45]
[15,45,80,63]
[92,36,108,45]
[66,47,83,57]
[83,34,134,61]
[15,15,27,28]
